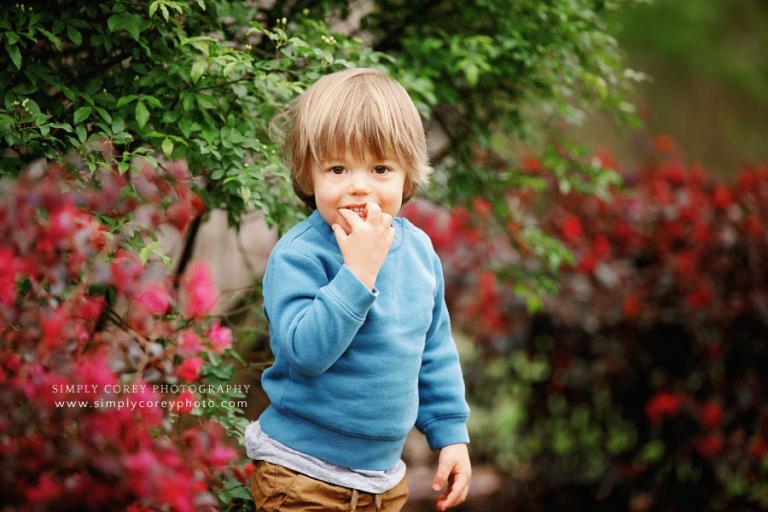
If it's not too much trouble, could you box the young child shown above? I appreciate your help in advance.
[245,67,471,512]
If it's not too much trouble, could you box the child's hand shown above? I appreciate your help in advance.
[431,443,471,511]
[332,202,394,289]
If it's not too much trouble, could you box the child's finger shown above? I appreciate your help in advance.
[431,464,451,491]
[381,212,393,227]
[365,201,381,224]
[338,208,365,230]
[331,223,347,244]
[436,473,469,510]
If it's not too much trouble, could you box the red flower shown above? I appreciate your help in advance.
[521,153,541,172]
[472,197,492,217]
[712,184,732,209]
[686,282,712,309]
[41,308,67,349]
[592,235,611,259]
[653,134,676,154]
[166,201,195,233]
[561,214,583,243]
[646,392,683,425]
[749,438,768,461]
[623,294,641,319]
[744,215,761,238]
[177,357,203,382]
[234,462,256,484]
[181,262,217,319]
[696,433,723,457]
[698,401,724,429]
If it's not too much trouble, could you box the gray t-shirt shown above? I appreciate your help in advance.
[245,421,406,494]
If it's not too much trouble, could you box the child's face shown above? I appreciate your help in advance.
[311,150,406,232]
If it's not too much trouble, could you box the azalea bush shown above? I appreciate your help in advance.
[0,155,255,510]
[403,142,768,509]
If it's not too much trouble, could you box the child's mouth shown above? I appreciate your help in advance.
[342,206,367,220]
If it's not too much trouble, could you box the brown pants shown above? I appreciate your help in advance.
[248,459,409,512]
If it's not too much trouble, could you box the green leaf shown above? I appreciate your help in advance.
[36,28,63,51]
[116,95,138,108]
[73,106,92,124]
[113,132,132,144]
[190,59,206,83]
[107,13,142,41]
[76,125,87,144]
[135,102,149,129]
[5,43,21,69]
[95,106,112,124]
[67,25,82,46]
[111,117,125,134]
[162,137,174,157]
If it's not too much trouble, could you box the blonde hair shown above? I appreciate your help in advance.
[276,67,431,209]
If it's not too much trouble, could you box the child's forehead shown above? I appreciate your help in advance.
[320,149,401,166]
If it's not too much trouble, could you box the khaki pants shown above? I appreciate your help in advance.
[248,459,409,512]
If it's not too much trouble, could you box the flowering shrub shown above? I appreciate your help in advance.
[404,147,768,509]
[0,158,253,510]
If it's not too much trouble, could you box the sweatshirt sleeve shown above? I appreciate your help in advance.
[264,250,377,377]
[415,252,471,450]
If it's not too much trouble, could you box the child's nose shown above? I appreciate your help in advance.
[348,173,372,194]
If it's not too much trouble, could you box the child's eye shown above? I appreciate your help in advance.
[329,166,345,175]
[373,165,391,175]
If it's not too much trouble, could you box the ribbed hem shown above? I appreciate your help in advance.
[323,264,379,317]
[260,405,408,471]
[421,416,471,451]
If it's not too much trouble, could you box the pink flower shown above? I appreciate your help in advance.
[135,284,170,315]
[79,295,105,321]
[173,389,196,414]
[177,329,202,358]
[46,203,78,240]
[177,357,203,382]
[110,250,143,292]
[206,322,232,353]
[77,351,117,395]
[41,308,67,349]
[0,246,19,307]
[181,262,217,319]
[208,444,236,467]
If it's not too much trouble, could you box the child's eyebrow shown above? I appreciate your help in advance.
[321,157,400,166]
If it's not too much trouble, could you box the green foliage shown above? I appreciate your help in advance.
[0,2,388,231]
[1,1,638,232]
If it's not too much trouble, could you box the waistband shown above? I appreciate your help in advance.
[259,405,408,471]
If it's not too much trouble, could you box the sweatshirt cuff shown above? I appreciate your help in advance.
[422,416,470,451]
[323,264,378,321]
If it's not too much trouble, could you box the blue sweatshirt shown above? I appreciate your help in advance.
[258,209,470,471]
